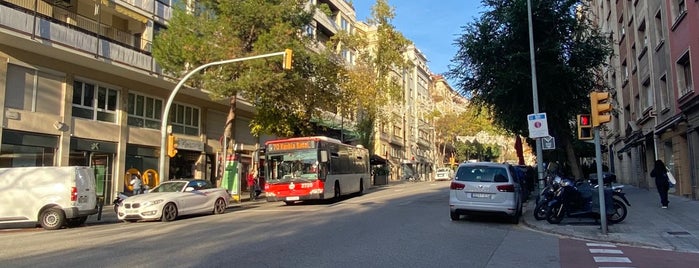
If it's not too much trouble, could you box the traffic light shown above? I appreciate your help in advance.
[590,91,612,126]
[283,49,293,70]
[449,156,456,167]
[577,114,593,140]
[167,134,178,158]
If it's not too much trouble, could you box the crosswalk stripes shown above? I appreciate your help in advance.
[585,242,634,268]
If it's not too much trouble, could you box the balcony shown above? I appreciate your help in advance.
[1,0,155,72]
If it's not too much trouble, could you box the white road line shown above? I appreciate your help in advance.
[587,243,617,247]
[593,257,632,263]
[589,249,624,254]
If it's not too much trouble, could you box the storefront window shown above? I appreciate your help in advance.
[0,144,55,167]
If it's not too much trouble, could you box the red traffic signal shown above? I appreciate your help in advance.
[577,114,593,140]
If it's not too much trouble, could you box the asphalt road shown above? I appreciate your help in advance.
[1,181,562,268]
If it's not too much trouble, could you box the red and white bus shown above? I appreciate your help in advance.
[263,136,370,205]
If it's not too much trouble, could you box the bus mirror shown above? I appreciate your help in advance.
[320,151,328,163]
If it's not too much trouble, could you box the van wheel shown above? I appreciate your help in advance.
[450,211,461,221]
[40,208,66,230]
[161,203,178,222]
[65,217,88,227]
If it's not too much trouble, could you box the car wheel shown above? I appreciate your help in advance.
[161,202,178,222]
[213,198,227,215]
[40,207,66,230]
[65,217,88,228]
[450,211,461,221]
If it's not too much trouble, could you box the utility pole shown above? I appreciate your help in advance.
[527,0,545,189]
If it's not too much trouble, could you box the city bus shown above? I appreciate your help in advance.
[263,136,370,205]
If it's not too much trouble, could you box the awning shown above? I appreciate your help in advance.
[100,0,149,23]
[370,154,387,165]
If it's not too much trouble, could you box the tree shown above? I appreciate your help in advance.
[152,0,346,139]
[330,0,411,153]
[448,0,611,178]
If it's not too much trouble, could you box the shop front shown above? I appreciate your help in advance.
[0,130,58,167]
[69,138,117,205]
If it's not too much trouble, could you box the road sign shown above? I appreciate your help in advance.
[527,113,549,138]
[542,136,555,150]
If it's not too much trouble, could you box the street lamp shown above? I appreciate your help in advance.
[158,50,292,179]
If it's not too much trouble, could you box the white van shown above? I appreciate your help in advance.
[0,166,98,230]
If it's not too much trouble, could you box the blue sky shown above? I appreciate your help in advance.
[351,0,486,81]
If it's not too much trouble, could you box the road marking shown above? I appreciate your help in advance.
[593,257,632,263]
[587,243,617,247]
[589,249,624,254]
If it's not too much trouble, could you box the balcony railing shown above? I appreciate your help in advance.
[1,1,155,72]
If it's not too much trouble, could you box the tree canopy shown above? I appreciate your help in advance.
[448,0,611,177]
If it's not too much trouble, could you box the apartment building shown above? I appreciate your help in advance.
[588,0,699,199]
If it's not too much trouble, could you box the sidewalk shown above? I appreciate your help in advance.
[522,185,699,253]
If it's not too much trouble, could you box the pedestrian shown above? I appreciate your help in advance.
[650,160,670,208]
[247,168,257,201]
[130,173,143,195]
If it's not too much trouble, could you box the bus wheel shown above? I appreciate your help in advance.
[334,182,341,199]
[358,179,364,196]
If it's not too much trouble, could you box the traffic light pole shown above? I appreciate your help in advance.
[594,127,608,234]
[158,51,290,180]
[527,0,545,191]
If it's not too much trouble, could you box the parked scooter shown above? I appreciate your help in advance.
[546,176,628,224]
[113,192,130,213]
[588,173,632,207]
[533,184,556,220]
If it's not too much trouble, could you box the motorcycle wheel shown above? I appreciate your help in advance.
[546,204,565,224]
[534,201,548,220]
[608,199,627,224]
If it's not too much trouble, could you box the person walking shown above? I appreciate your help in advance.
[247,168,257,201]
[650,160,670,208]
[130,173,143,195]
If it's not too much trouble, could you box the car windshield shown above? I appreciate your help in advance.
[455,166,509,183]
[150,181,187,193]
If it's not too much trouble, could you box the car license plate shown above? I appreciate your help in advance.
[286,196,299,201]
[78,196,88,203]
[472,193,491,198]
[125,209,137,214]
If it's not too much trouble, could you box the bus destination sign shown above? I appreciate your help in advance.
[267,141,316,152]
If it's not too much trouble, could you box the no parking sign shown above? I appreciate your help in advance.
[527,113,549,139]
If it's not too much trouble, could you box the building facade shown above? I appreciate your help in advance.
[589,0,698,199]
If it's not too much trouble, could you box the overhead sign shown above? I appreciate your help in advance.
[542,136,555,150]
[527,113,550,139]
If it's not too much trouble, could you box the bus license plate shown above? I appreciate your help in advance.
[286,196,299,201]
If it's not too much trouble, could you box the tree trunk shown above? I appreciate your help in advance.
[562,135,582,179]
[224,95,237,148]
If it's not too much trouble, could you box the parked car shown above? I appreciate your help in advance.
[0,166,98,230]
[449,162,522,224]
[435,167,454,181]
[117,179,230,222]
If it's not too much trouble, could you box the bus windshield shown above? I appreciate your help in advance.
[266,149,319,182]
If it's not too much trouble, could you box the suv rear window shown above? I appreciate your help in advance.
[455,166,509,182]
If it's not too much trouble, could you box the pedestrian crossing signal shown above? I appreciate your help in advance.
[577,114,593,140]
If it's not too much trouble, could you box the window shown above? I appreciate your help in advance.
[5,64,62,115]
[672,0,687,23]
[128,93,163,130]
[659,74,669,110]
[72,80,118,123]
[642,78,652,111]
[677,52,693,96]
[654,10,664,47]
[638,19,648,49]
[168,103,200,135]
[622,60,629,81]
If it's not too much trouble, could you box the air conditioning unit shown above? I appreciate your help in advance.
[53,0,72,8]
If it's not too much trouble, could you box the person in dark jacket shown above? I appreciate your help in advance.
[650,160,670,208]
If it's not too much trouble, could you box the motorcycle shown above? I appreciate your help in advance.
[112,192,130,213]
[546,176,628,224]
[588,173,632,208]
[533,184,556,220]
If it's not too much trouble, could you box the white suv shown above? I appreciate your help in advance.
[449,162,522,224]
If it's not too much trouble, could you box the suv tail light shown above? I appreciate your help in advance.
[496,184,515,192]
[71,186,78,201]
[450,182,465,190]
